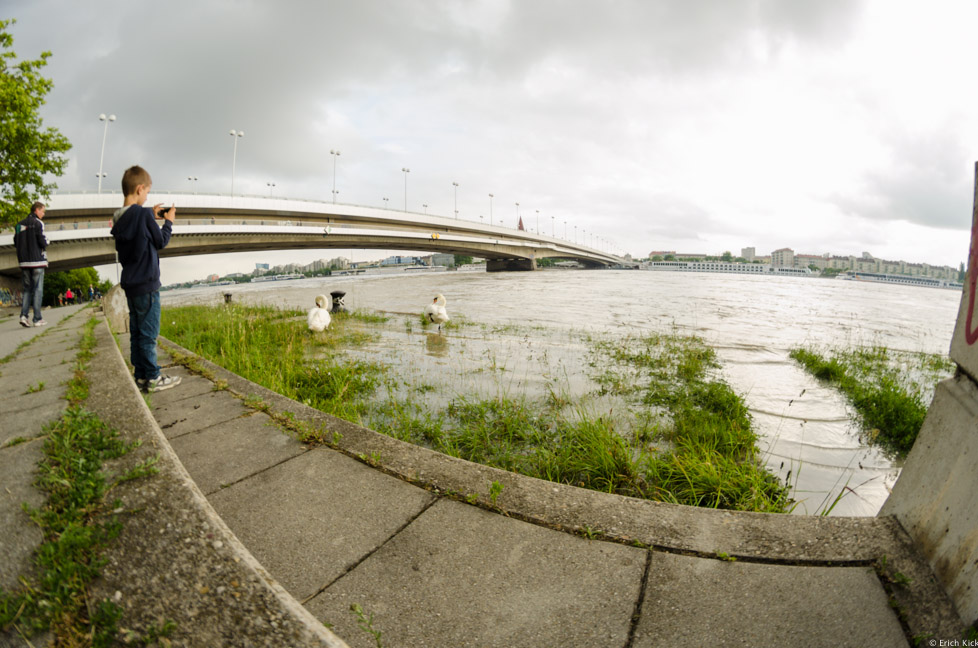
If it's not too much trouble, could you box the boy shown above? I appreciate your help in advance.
[14,201,48,327]
[111,165,182,392]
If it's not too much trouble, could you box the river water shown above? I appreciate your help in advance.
[162,268,960,517]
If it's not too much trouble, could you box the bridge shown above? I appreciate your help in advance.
[0,193,628,277]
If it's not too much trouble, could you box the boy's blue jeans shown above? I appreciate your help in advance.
[127,291,161,381]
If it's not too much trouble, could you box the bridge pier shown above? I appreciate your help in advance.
[486,258,536,272]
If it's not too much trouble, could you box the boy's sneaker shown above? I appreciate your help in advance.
[19,316,30,327]
[135,378,149,391]
[144,374,182,393]
[33,319,47,327]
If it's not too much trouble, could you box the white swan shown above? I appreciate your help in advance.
[307,295,332,332]
[423,294,449,332]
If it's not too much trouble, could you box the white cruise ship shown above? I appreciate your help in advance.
[840,271,963,290]
[642,260,812,277]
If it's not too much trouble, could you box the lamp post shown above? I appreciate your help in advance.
[488,193,494,226]
[330,149,341,203]
[229,129,244,197]
[188,176,198,194]
[535,210,540,234]
[423,203,428,214]
[402,167,410,211]
[515,202,520,228]
[97,113,116,194]
[564,220,567,239]
[551,215,555,237]
[452,182,459,219]
[267,182,276,196]
[574,225,577,244]
[382,197,389,209]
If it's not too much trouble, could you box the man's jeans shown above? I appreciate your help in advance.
[20,268,44,322]
[127,291,161,381]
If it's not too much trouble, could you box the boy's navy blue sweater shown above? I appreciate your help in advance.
[111,204,172,295]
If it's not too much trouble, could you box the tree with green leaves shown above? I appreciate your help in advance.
[0,18,71,226]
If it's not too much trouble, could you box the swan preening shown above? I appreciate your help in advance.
[423,294,449,332]
[307,295,332,332]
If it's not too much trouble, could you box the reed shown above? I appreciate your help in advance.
[789,345,950,456]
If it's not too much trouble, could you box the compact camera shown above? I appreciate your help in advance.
[157,206,173,218]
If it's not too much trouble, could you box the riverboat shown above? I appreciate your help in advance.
[249,273,304,283]
[642,260,812,276]
[840,271,963,290]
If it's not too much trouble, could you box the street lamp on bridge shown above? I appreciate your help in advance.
[452,182,459,219]
[551,215,555,237]
[488,193,494,226]
[97,113,116,194]
[423,203,428,214]
[515,202,520,228]
[402,168,410,211]
[188,177,198,194]
[382,197,389,208]
[535,210,540,235]
[229,129,244,197]
[330,149,341,203]
[267,182,276,197]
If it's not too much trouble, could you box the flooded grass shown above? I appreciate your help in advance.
[162,304,791,513]
[788,345,953,456]
[162,304,384,422]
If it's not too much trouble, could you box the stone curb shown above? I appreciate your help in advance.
[158,336,965,639]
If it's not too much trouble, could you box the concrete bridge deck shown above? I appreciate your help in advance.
[0,307,966,646]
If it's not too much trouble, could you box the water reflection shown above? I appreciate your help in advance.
[424,332,449,357]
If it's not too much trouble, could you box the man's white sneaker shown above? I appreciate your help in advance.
[33,319,47,327]
[144,374,182,393]
[19,316,30,327]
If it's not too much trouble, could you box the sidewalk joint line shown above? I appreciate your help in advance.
[201,447,311,497]
[299,495,439,605]
[624,550,652,648]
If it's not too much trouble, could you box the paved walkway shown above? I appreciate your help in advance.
[0,309,966,646]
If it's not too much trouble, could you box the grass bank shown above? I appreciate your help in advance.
[0,316,159,646]
[162,304,790,513]
[789,345,954,456]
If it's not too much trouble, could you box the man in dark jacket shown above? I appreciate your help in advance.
[13,201,48,327]
[110,165,181,392]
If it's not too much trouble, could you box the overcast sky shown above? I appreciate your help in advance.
[6,0,977,283]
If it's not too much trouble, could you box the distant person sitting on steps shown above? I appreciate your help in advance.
[110,165,182,393]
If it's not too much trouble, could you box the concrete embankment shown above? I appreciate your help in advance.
[1,307,967,646]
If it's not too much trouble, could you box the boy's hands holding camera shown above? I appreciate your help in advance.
[154,203,177,223]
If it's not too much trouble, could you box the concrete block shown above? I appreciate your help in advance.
[154,390,251,439]
[633,552,907,647]
[0,383,68,413]
[0,439,46,591]
[103,284,128,333]
[168,411,306,494]
[305,499,644,648]
[0,347,78,375]
[209,447,435,601]
[1,399,66,446]
[881,374,978,626]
